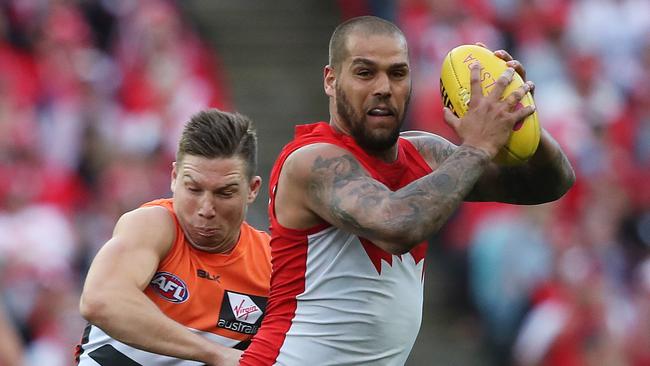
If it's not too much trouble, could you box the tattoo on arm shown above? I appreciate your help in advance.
[502,149,573,204]
[309,155,379,235]
[410,136,456,166]
[430,173,455,194]
[405,146,490,234]
[468,134,575,204]
[307,146,491,245]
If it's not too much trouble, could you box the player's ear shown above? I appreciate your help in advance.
[170,162,178,193]
[324,65,336,97]
[247,175,262,203]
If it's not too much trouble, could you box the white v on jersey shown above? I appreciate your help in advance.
[274,226,425,365]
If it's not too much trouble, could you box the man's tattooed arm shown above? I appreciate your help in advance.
[404,130,576,205]
[304,144,491,254]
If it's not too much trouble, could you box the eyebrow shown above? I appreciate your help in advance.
[183,176,239,189]
[350,57,376,66]
[350,57,409,70]
[218,183,240,190]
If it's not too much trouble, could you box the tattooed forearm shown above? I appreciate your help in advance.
[430,173,455,194]
[395,146,490,236]
[468,130,576,204]
[307,146,491,247]
[497,147,574,204]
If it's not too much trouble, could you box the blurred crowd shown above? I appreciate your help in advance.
[0,0,230,365]
[0,0,649,365]
[341,0,650,365]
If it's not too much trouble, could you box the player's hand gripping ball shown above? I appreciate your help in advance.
[440,44,540,165]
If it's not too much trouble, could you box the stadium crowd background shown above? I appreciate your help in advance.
[0,0,648,365]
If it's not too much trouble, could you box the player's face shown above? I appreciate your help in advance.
[327,33,411,152]
[171,155,261,251]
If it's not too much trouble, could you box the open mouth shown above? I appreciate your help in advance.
[367,106,395,117]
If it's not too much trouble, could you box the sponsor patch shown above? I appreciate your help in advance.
[217,291,267,334]
[149,272,189,303]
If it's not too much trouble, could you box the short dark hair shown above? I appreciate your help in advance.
[328,16,406,71]
[176,109,257,178]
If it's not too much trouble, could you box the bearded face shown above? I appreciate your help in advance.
[335,82,410,153]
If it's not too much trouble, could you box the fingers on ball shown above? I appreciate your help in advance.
[508,83,530,107]
[490,68,515,99]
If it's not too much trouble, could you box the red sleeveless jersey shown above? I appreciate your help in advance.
[241,123,433,366]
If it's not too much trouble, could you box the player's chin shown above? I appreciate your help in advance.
[366,128,400,150]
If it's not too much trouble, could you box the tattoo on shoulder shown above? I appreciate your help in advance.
[434,140,456,164]
[411,136,456,165]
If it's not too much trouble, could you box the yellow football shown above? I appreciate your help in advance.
[440,44,540,165]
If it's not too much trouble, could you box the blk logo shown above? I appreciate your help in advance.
[150,272,189,303]
[197,269,220,282]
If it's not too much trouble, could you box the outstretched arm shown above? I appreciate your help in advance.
[79,207,241,366]
[406,129,574,204]
[468,128,575,203]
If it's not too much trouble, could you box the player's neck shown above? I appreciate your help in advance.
[329,119,399,162]
[329,118,349,136]
[369,145,399,163]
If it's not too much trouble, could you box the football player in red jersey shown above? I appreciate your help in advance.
[241,16,574,365]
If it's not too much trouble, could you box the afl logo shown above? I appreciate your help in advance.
[150,272,189,303]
